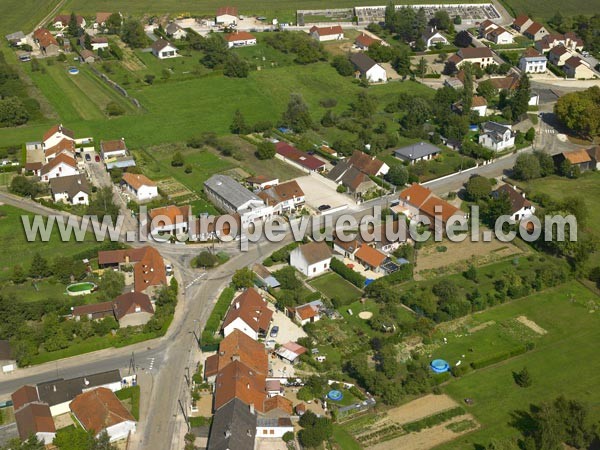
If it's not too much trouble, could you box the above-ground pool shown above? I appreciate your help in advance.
[68,67,79,75]
[66,282,96,296]
[430,359,450,373]
[327,390,343,401]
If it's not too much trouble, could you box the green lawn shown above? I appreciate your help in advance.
[332,425,362,450]
[0,0,56,35]
[0,204,100,282]
[518,171,600,267]
[439,281,600,449]
[26,62,138,122]
[308,272,363,304]
[115,385,141,420]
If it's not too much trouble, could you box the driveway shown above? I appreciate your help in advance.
[268,308,306,345]
[295,174,356,211]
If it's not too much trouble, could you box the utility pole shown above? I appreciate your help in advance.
[178,399,190,431]
[128,352,136,375]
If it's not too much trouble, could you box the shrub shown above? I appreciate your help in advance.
[105,101,125,116]
[330,258,366,288]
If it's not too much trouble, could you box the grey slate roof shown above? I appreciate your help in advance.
[350,52,377,73]
[36,370,121,406]
[165,23,181,34]
[204,174,262,210]
[49,174,89,198]
[326,160,351,182]
[208,398,256,450]
[394,142,441,160]
[5,31,25,41]
[481,121,512,134]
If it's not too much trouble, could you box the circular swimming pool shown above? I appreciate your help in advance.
[327,390,343,401]
[68,67,79,75]
[66,282,96,296]
[430,359,450,373]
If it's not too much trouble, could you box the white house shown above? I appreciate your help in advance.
[519,47,547,73]
[216,6,238,26]
[290,241,332,277]
[151,38,178,59]
[148,205,191,236]
[309,25,344,42]
[421,27,448,48]
[40,154,79,182]
[486,26,513,45]
[224,31,256,48]
[222,288,273,340]
[121,172,159,202]
[204,174,273,227]
[493,184,535,221]
[50,174,89,206]
[165,22,187,40]
[394,142,441,165]
[350,52,387,83]
[258,180,305,215]
[90,37,109,50]
[256,417,294,438]
[471,95,488,117]
[70,388,136,443]
[479,121,516,151]
[43,124,75,150]
[53,14,85,29]
[448,47,496,69]
[563,56,595,79]
[100,138,127,160]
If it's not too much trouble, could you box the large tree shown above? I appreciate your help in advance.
[554,86,600,138]
[121,19,147,48]
[512,153,541,180]
[281,93,312,132]
[465,175,492,201]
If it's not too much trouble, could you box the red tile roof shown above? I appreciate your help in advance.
[524,22,545,36]
[355,244,387,268]
[100,139,126,153]
[216,329,268,375]
[149,205,191,226]
[458,47,494,59]
[399,183,433,208]
[275,142,325,171]
[122,172,156,189]
[217,6,238,17]
[72,301,114,320]
[54,14,84,26]
[15,403,55,440]
[222,288,273,334]
[224,31,255,42]
[96,12,113,24]
[43,124,74,143]
[11,386,39,411]
[419,196,462,224]
[264,395,293,415]
[348,150,385,176]
[70,387,135,434]
[355,33,379,48]
[112,292,154,320]
[133,246,167,293]
[45,138,75,157]
[522,47,542,58]
[512,15,531,28]
[565,55,585,69]
[563,149,591,164]
[213,360,266,412]
[295,304,319,320]
[98,247,148,266]
[40,153,77,175]
[472,95,487,107]
[310,25,343,36]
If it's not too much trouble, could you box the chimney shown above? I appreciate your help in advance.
[232,354,240,362]
[53,385,57,392]
[247,429,253,437]
[407,195,411,202]
[522,192,526,198]
[249,403,255,414]
[84,378,89,386]
[224,428,231,438]
[235,302,240,309]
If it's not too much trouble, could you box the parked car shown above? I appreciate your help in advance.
[318,204,331,211]
[85,153,91,161]
[94,155,100,162]
[269,326,279,338]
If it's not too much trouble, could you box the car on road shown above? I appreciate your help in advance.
[95,155,100,162]
[269,326,279,338]
[318,204,331,211]
[85,153,91,161]
[165,264,173,274]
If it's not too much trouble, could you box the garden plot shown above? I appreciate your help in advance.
[157,177,198,201]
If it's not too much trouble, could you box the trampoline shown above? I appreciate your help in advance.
[430,359,450,373]
[327,390,343,401]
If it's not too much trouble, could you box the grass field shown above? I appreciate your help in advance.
[439,281,600,449]
[0,204,99,282]
[500,0,597,20]
[308,272,363,304]
[0,0,56,35]
[26,62,138,122]
[518,171,600,267]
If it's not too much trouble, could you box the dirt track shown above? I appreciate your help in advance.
[384,394,459,425]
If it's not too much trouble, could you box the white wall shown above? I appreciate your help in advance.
[256,425,294,438]
[366,65,387,83]
[105,421,136,442]
[223,317,258,340]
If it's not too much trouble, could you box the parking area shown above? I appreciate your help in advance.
[267,308,307,345]
[295,174,356,212]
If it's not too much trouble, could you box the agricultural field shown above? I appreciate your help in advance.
[501,0,598,20]
[60,0,462,23]
[0,0,56,36]
[439,281,600,449]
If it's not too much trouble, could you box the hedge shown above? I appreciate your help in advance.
[201,287,235,346]
[330,258,366,288]
[403,407,465,433]
[470,343,532,370]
